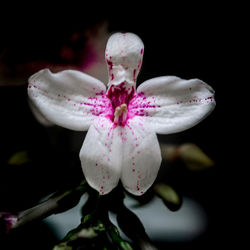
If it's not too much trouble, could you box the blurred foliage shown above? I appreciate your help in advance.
[178,143,214,171]
[8,150,31,166]
[154,184,182,212]
[160,143,214,171]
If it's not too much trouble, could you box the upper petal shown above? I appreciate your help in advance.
[120,117,162,195]
[28,69,108,131]
[79,118,122,195]
[135,76,215,134]
[105,33,144,87]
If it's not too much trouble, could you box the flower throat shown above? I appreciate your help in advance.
[107,82,135,126]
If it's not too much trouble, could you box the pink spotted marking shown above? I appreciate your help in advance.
[74,82,160,129]
[133,69,137,82]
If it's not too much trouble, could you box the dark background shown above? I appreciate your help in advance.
[0,3,240,249]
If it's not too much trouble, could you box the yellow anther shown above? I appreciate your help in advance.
[114,104,128,125]
[114,106,121,116]
[120,103,127,113]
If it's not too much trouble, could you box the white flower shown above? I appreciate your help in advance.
[28,33,215,195]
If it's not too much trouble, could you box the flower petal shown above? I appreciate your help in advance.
[28,69,107,131]
[135,76,215,134]
[120,117,162,195]
[28,99,54,127]
[79,118,122,195]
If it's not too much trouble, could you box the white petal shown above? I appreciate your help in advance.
[28,69,108,131]
[105,33,144,87]
[135,76,215,134]
[79,118,122,195]
[28,99,54,127]
[120,117,162,195]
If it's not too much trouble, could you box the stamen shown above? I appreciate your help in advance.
[114,106,121,124]
[120,103,127,112]
[113,104,128,126]
[120,104,128,124]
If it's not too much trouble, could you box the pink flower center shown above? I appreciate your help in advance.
[107,82,134,126]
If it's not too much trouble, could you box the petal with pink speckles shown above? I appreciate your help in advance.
[120,117,162,196]
[136,76,216,134]
[28,69,108,131]
[79,118,122,195]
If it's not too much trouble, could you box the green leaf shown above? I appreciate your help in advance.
[107,223,134,250]
[117,205,147,241]
[8,150,31,165]
[154,183,182,211]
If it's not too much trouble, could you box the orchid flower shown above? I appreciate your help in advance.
[28,33,215,196]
